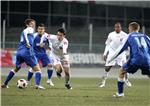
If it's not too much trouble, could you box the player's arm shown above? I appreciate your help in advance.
[24,28,34,48]
[107,36,129,63]
[103,34,111,61]
[145,35,150,49]
[40,34,56,47]
[39,33,49,47]
[62,40,68,55]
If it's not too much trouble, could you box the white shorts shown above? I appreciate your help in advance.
[105,52,126,67]
[49,53,70,68]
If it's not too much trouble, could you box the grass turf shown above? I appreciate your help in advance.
[1,76,150,106]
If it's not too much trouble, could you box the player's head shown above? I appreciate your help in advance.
[114,22,121,33]
[24,19,36,28]
[128,22,140,33]
[37,23,45,35]
[57,28,66,41]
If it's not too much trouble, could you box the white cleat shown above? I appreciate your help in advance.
[113,92,124,98]
[99,83,105,88]
[125,80,132,87]
[99,79,106,88]
[47,79,54,86]
[35,85,45,90]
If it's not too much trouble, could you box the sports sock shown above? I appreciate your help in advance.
[35,71,41,86]
[117,78,125,94]
[4,70,15,85]
[47,68,53,80]
[65,74,70,84]
[27,69,34,81]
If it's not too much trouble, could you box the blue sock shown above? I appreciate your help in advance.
[27,71,34,81]
[47,69,53,79]
[35,72,41,86]
[118,81,124,94]
[4,71,15,85]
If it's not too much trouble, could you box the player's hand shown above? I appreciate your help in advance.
[26,43,31,48]
[103,55,107,61]
[40,43,45,48]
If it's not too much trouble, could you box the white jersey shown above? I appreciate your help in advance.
[40,34,68,58]
[104,31,128,56]
[104,31,128,66]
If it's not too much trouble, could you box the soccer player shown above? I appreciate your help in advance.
[107,22,150,97]
[1,19,45,89]
[40,28,72,89]
[99,22,132,87]
[27,23,54,86]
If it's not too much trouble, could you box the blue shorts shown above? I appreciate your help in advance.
[123,62,150,75]
[36,53,52,67]
[16,52,38,68]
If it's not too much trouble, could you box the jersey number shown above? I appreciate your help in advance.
[135,37,147,48]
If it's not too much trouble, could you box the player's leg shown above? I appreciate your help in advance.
[1,54,23,88]
[41,54,54,86]
[27,68,34,81]
[61,55,72,89]
[124,73,132,87]
[54,64,63,78]
[25,55,44,89]
[63,66,72,89]
[99,66,112,87]
[117,58,132,87]
[113,67,126,97]
[114,62,138,97]
[46,64,54,86]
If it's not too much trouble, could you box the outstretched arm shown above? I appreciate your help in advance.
[107,37,129,63]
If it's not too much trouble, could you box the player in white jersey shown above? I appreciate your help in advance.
[99,22,132,88]
[40,28,72,89]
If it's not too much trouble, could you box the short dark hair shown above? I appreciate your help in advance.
[24,19,35,26]
[115,22,121,26]
[38,23,45,27]
[57,28,66,35]
[129,22,140,31]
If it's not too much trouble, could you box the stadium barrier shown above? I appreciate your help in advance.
[1,49,105,67]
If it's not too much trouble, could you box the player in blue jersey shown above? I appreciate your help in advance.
[27,23,54,86]
[107,22,150,97]
[1,19,45,89]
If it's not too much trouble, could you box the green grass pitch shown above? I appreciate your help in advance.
[1,76,150,106]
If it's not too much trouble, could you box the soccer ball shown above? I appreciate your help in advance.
[17,79,28,89]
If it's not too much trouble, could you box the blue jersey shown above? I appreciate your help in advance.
[17,27,35,55]
[113,32,150,67]
[33,34,46,54]
[33,33,51,67]
[15,27,38,68]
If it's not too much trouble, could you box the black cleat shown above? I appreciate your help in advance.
[65,84,72,90]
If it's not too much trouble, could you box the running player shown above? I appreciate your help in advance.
[99,22,132,87]
[27,23,54,86]
[107,22,150,97]
[40,28,72,89]
[1,19,45,89]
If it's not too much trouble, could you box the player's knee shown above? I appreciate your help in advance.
[14,67,21,73]
[119,68,126,79]
[47,64,53,68]
[32,64,41,72]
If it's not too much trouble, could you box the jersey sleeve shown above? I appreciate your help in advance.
[40,33,49,44]
[107,36,129,62]
[23,27,34,44]
[103,33,111,55]
[63,40,68,54]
